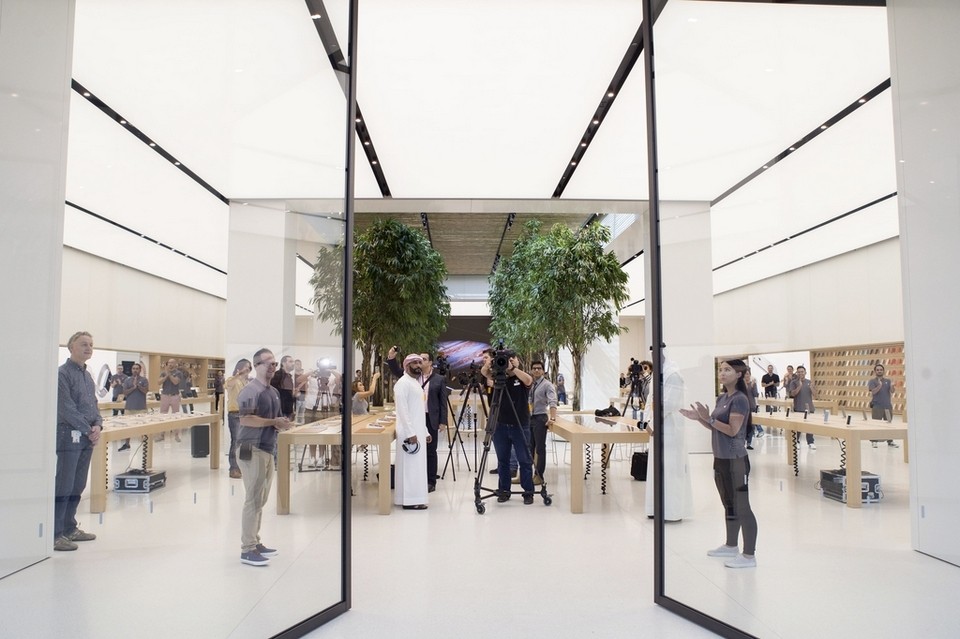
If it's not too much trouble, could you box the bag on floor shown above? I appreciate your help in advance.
[631,451,648,481]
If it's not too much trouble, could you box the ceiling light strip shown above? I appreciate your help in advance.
[552,0,672,199]
[712,191,897,272]
[621,249,644,268]
[65,200,227,275]
[304,0,390,197]
[711,78,891,207]
[70,80,229,205]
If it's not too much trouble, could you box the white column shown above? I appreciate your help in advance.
[0,0,75,574]
[889,0,960,565]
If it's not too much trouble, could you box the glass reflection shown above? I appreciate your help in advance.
[652,1,900,637]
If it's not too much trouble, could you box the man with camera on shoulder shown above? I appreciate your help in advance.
[481,347,535,505]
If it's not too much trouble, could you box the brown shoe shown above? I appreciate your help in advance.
[229,468,242,479]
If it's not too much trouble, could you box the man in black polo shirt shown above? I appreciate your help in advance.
[482,349,534,505]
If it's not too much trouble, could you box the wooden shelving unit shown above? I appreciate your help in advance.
[810,343,906,414]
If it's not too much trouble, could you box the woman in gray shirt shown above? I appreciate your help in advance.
[680,358,758,569]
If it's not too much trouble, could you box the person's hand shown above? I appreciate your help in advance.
[388,346,398,358]
[426,434,433,444]
[88,425,102,443]
[692,401,711,421]
[406,435,418,445]
[275,416,291,430]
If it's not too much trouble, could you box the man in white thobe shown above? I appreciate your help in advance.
[393,354,430,510]
[646,353,694,521]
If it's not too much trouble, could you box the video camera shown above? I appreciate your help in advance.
[435,353,450,376]
[491,340,516,378]
[457,362,483,387]
[628,357,642,380]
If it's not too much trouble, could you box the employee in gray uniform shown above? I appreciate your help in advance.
[869,364,899,448]
[528,361,557,485]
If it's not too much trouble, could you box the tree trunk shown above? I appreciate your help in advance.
[548,348,560,383]
[360,343,373,404]
[571,348,583,412]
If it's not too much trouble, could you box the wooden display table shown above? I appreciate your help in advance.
[550,414,649,514]
[98,394,217,414]
[757,398,837,413]
[752,411,908,508]
[277,413,396,516]
[90,411,221,512]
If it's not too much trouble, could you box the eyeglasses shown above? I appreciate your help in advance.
[254,360,278,368]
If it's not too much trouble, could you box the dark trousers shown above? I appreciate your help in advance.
[529,413,548,479]
[492,422,533,494]
[426,414,439,487]
[55,426,94,538]
[112,408,125,416]
[215,392,222,412]
[227,412,240,471]
[714,456,758,555]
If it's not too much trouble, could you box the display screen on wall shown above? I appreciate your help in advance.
[437,316,492,373]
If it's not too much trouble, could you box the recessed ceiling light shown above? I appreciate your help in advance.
[311,14,322,20]
[355,117,361,123]
[858,98,866,103]
[762,165,768,169]
[372,160,378,165]
[149,142,156,147]
[364,140,370,145]
[571,161,577,166]
[174,161,181,166]
[607,92,615,98]
[83,92,90,97]
[580,142,587,147]
[11,93,19,98]
[899,159,905,163]
[820,125,828,130]
[592,119,599,125]
[788,147,795,151]
[930,180,935,184]
[120,120,127,124]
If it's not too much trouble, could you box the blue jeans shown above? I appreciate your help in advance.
[55,425,95,538]
[492,422,533,494]
[227,412,240,471]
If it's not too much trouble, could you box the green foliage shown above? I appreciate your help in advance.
[488,219,628,409]
[310,218,450,378]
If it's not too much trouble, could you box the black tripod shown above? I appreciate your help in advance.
[473,373,552,514]
[624,374,643,414]
[441,380,484,480]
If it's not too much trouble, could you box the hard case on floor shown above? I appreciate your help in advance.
[114,470,166,492]
[819,468,881,503]
[191,424,209,457]
[631,451,648,481]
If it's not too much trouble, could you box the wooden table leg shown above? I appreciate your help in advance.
[845,437,863,509]
[570,436,584,514]
[377,436,391,515]
[90,441,107,513]
[208,418,220,470]
[277,437,291,515]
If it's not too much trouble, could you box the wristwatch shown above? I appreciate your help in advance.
[709,417,716,427]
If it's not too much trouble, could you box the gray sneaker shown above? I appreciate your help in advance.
[54,536,78,551]
[66,529,97,542]
[240,551,270,566]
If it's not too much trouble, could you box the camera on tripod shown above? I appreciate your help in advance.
[491,341,515,378]
[457,362,483,386]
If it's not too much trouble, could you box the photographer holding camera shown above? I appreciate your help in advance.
[481,347,535,505]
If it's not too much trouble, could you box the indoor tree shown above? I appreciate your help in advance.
[311,218,450,400]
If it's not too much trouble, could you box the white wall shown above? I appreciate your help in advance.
[0,0,75,577]
[713,238,904,353]
[60,247,226,356]
[889,0,960,566]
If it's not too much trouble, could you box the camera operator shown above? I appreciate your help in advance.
[481,348,535,505]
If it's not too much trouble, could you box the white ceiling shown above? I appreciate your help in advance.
[64,0,898,310]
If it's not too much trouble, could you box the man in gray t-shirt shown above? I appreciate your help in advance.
[787,365,816,448]
[868,364,899,447]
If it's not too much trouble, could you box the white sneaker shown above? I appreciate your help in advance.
[725,553,757,569]
[808,443,816,450]
[707,544,739,557]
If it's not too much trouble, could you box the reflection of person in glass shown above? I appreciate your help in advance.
[393,354,430,510]
[237,348,292,566]
[869,363,899,448]
[680,358,758,568]
[645,354,692,521]
[55,331,101,551]
[225,359,252,479]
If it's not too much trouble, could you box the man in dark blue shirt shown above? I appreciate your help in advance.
[55,331,102,551]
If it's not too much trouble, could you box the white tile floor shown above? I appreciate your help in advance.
[2,424,959,638]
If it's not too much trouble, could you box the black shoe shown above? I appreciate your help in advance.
[746,445,754,450]
[523,494,534,505]
[497,492,510,503]
[489,468,499,475]
[428,484,436,493]
[118,443,130,451]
